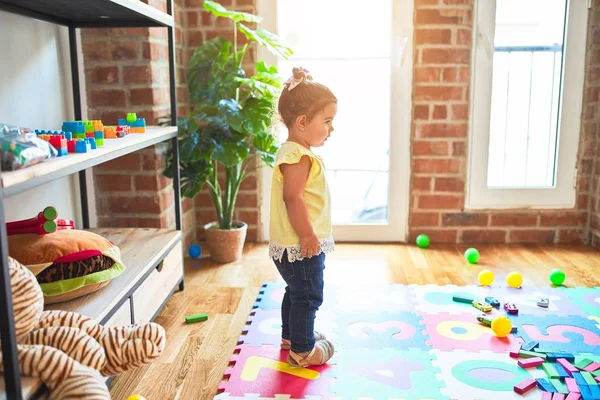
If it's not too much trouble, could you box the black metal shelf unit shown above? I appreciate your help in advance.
[0,1,181,398]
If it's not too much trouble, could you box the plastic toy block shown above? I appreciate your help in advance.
[537,378,558,392]
[92,120,103,131]
[126,112,137,123]
[62,121,85,134]
[550,378,569,394]
[518,357,545,369]
[104,126,117,138]
[73,133,86,139]
[559,358,579,374]
[543,363,561,379]
[510,343,522,358]
[576,359,594,370]
[593,370,600,377]
[566,378,580,393]
[583,362,600,373]
[566,393,581,400]
[536,348,562,354]
[548,353,576,362]
[514,378,536,394]
[520,350,547,359]
[522,341,539,351]
[185,313,208,324]
[129,126,146,133]
[85,137,97,150]
[542,393,553,400]
[588,384,600,398]
[579,385,593,400]
[551,394,565,400]
[74,140,89,153]
[574,372,588,386]
[115,125,129,137]
[452,295,474,303]
[554,363,570,379]
[84,120,94,133]
[581,372,597,385]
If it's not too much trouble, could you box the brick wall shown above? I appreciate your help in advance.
[410,0,597,244]
[587,2,600,249]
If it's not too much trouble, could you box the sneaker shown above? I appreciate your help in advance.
[287,339,335,367]
[281,331,327,350]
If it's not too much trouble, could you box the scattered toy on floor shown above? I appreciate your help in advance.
[188,243,202,258]
[550,268,566,286]
[506,271,523,288]
[478,269,494,286]
[415,234,430,248]
[464,247,480,264]
[491,315,512,337]
[185,313,208,324]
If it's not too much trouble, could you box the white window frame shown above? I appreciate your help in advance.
[467,0,588,209]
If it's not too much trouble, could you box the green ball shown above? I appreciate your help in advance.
[549,268,566,286]
[416,234,430,248]
[464,247,480,264]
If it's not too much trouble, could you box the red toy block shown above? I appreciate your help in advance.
[558,358,579,374]
[518,357,545,369]
[510,343,522,358]
[583,362,600,372]
[565,393,581,400]
[565,378,580,393]
[514,378,536,394]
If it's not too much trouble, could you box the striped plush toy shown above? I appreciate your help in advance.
[1,256,166,399]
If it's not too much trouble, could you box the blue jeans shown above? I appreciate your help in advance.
[273,251,325,353]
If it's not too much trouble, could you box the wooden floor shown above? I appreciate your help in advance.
[108,242,600,400]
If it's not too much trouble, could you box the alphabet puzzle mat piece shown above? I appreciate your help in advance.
[478,286,582,316]
[410,284,488,315]
[331,347,449,399]
[421,312,523,352]
[217,345,335,398]
[561,287,600,317]
[510,314,600,355]
[330,283,417,314]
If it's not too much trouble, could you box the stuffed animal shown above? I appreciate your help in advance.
[1,256,167,399]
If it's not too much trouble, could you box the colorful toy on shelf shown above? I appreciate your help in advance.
[62,121,86,139]
[74,139,91,153]
[85,137,97,150]
[118,112,146,133]
[103,126,117,138]
[116,125,130,137]
[6,206,58,236]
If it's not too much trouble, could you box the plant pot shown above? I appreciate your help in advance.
[204,221,248,263]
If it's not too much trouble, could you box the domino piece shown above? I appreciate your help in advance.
[551,394,565,400]
[513,378,536,394]
[521,350,547,359]
[510,343,522,358]
[452,295,474,303]
[574,372,588,386]
[565,377,580,393]
[575,359,594,370]
[542,393,553,400]
[558,358,579,374]
[537,348,563,354]
[588,384,600,398]
[544,363,560,379]
[583,362,600,373]
[550,378,569,394]
[548,353,576,362]
[522,341,539,351]
[593,370,600,377]
[595,376,600,383]
[185,313,208,324]
[581,371,597,385]
[554,363,570,379]
[579,385,593,400]
[565,393,581,400]
[537,378,558,392]
[518,357,545,369]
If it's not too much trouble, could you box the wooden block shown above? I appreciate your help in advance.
[510,343,522,358]
[518,357,545,368]
[550,378,569,394]
[581,371,597,385]
[552,394,566,400]
[544,363,561,379]
[521,350,547,359]
[565,392,581,400]
[554,363,570,378]
[548,353,576,362]
[559,358,580,374]
[566,377,581,393]
[583,362,600,373]
[452,295,474,303]
[537,378,558,392]
[513,378,536,394]
[537,348,562,354]
[522,340,539,351]
[575,358,594,370]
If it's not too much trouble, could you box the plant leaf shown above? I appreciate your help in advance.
[212,142,249,167]
[238,24,293,59]
[203,0,262,23]
[253,131,279,166]
[218,99,245,132]
[241,97,274,134]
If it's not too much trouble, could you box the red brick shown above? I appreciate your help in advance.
[458,67,471,82]
[434,177,464,192]
[90,89,127,107]
[416,9,464,25]
[410,212,440,226]
[421,48,470,64]
[415,0,440,5]
[418,194,463,209]
[491,213,538,226]
[442,68,458,82]
[236,210,258,225]
[409,229,458,243]
[451,104,470,120]
[124,66,154,84]
[415,86,464,101]
[143,42,168,60]
[413,159,460,174]
[557,229,583,244]
[89,67,119,84]
[111,42,139,60]
[578,194,589,210]
[416,28,452,44]
[83,41,112,60]
[509,230,556,244]
[96,153,142,172]
[457,28,472,45]
[442,212,488,226]
[419,123,467,138]
[201,11,213,26]
[95,174,132,192]
[461,230,507,243]
[196,209,219,225]
[194,192,214,207]
[183,198,194,213]
[539,212,586,226]
[236,192,258,208]
[107,195,162,214]
[452,141,466,156]
[433,105,447,119]
[131,88,168,106]
[415,67,442,82]
[444,0,470,3]
[413,140,449,156]
[240,174,257,190]
[588,87,600,103]
[135,174,170,191]
[412,177,432,191]
[414,105,430,120]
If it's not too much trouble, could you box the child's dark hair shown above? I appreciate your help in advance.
[278,67,337,128]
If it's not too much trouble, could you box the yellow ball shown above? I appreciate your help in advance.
[478,269,494,286]
[491,316,512,337]
[506,272,523,288]
[127,396,147,400]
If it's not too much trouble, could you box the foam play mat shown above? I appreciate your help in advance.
[215,282,600,399]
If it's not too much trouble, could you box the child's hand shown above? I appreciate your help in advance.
[300,233,321,258]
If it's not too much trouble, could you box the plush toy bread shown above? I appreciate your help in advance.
[8,229,124,304]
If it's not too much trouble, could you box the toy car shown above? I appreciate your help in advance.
[504,302,518,314]
[476,313,492,326]
[537,296,549,308]
[473,300,492,312]
[485,296,500,309]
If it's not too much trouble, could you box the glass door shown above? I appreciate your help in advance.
[258,0,413,242]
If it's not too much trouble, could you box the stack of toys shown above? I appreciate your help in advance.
[118,112,146,133]
[6,206,74,235]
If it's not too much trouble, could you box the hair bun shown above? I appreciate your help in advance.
[292,67,312,81]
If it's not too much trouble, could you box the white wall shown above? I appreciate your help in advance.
[0,11,81,225]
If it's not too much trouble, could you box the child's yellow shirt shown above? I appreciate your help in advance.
[269,141,334,262]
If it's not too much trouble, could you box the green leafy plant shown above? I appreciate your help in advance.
[163,0,292,230]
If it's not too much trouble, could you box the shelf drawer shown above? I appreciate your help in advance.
[104,298,132,326]
[133,241,183,324]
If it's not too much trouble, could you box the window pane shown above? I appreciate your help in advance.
[487,0,566,188]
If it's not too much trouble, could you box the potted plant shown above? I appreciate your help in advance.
[163,0,292,263]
